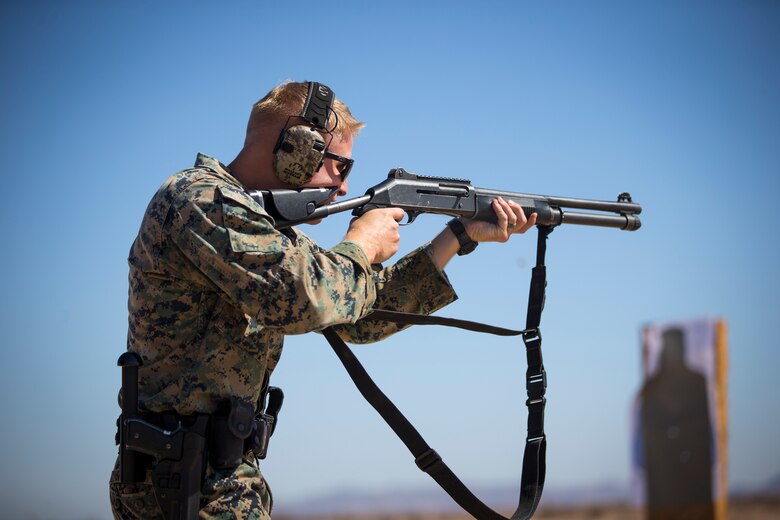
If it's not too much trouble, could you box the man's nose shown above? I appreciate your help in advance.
[337,177,348,196]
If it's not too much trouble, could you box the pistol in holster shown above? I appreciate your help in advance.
[116,352,207,520]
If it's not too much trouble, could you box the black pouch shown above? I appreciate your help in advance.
[209,397,254,469]
[248,413,274,459]
[249,386,284,459]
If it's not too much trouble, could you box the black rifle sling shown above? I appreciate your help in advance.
[365,309,526,337]
[321,225,554,520]
[517,225,552,518]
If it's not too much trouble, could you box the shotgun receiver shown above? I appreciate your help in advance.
[249,168,642,231]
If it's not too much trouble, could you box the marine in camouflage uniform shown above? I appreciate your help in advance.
[111,80,537,519]
[109,153,458,519]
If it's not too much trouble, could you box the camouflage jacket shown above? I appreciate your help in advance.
[128,153,457,415]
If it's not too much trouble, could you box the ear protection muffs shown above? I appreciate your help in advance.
[272,82,335,186]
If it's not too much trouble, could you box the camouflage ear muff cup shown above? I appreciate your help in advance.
[272,125,326,186]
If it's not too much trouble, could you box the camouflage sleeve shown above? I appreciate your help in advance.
[328,243,458,344]
[169,183,377,334]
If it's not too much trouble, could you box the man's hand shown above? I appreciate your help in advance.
[345,208,405,264]
[462,197,537,242]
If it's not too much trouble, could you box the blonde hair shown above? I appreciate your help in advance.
[246,81,364,139]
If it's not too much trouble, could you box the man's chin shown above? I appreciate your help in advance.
[303,218,323,226]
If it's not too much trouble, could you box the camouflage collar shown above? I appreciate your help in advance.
[194,153,245,190]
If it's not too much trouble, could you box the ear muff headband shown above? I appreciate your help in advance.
[301,82,334,130]
[273,82,335,186]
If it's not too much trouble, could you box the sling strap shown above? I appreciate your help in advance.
[322,225,554,519]
[365,309,527,336]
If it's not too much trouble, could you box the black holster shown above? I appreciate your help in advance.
[117,352,208,520]
[116,353,284,520]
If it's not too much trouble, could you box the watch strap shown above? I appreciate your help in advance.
[447,218,478,256]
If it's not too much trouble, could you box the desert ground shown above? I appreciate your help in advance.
[275,496,780,520]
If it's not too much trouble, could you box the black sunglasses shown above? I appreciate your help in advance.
[323,150,354,181]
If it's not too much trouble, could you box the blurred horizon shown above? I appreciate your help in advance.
[1,1,778,519]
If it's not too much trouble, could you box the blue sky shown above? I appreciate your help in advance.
[1,1,778,518]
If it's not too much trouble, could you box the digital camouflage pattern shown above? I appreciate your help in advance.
[110,456,273,520]
[111,153,457,518]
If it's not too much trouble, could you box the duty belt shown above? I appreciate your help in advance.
[123,392,283,466]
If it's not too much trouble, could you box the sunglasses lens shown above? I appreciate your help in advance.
[324,151,353,180]
[339,162,352,178]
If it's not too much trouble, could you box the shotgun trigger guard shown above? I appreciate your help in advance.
[402,211,420,225]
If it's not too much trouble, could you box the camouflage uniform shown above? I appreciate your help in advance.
[110,153,457,519]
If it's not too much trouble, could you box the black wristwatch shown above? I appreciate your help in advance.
[447,218,478,256]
